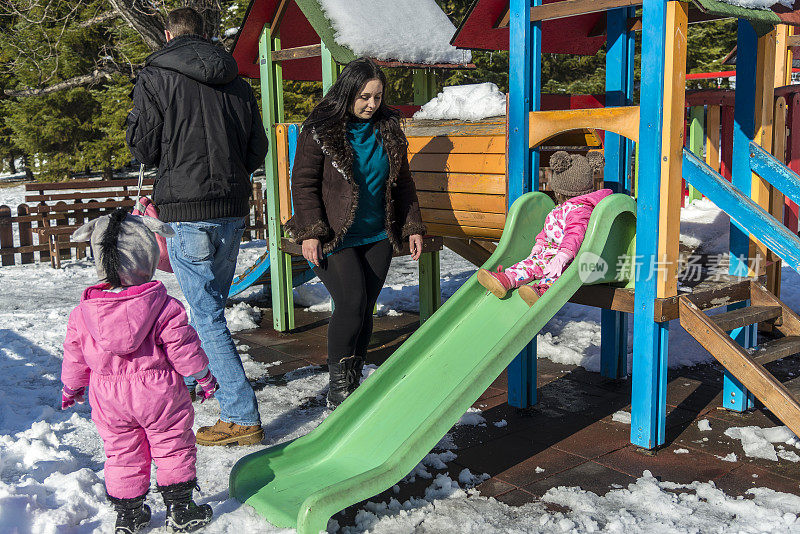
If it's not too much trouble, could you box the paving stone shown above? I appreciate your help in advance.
[494,488,539,506]
[716,464,800,496]
[665,377,723,414]
[524,460,636,498]
[551,420,632,459]
[475,477,516,498]
[494,448,588,488]
[595,443,738,484]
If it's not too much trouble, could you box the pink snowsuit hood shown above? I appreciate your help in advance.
[79,281,166,355]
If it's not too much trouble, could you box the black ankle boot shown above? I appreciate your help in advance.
[107,493,151,534]
[157,479,213,533]
[349,357,364,394]
[327,356,362,407]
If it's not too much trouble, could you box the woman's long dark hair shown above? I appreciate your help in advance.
[303,57,400,130]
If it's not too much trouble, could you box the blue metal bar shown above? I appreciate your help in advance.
[630,0,668,450]
[625,6,636,193]
[507,0,540,408]
[600,6,630,379]
[731,20,758,277]
[683,149,800,271]
[750,141,800,207]
[723,301,756,412]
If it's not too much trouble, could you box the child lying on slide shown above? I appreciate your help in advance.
[477,150,611,305]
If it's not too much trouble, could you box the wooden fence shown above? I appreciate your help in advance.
[0,182,268,267]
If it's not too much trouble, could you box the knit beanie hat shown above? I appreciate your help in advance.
[548,150,604,197]
[71,208,175,287]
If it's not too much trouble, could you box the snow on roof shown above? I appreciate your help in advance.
[413,83,506,121]
[317,0,471,65]
[717,0,793,8]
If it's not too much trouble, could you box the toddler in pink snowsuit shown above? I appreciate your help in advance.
[61,209,216,534]
[478,151,610,303]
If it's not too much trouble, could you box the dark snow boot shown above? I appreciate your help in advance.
[349,357,364,394]
[107,493,151,534]
[158,479,213,533]
[327,356,361,407]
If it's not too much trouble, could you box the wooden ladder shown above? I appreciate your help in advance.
[679,280,800,436]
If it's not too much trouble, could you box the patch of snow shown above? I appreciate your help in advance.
[535,466,546,473]
[716,452,738,462]
[413,83,506,122]
[718,0,793,9]
[612,411,632,424]
[458,468,489,487]
[457,408,486,427]
[674,448,690,454]
[493,419,507,428]
[318,0,471,65]
[725,425,800,462]
[698,419,712,432]
[226,302,261,332]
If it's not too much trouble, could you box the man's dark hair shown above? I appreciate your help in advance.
[303,57,399,130]
[166,7,204,37]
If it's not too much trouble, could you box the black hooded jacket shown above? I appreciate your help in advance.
[126,35,268,222]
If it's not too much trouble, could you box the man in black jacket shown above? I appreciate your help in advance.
[126,8,268,450]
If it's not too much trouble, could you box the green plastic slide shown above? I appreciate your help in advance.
[229,192,637,533]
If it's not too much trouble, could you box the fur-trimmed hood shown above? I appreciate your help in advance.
[285,115,426,254]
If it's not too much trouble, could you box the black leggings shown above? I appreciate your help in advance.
[313,239,393,364]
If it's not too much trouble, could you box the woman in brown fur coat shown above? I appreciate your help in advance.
[286,58,426,407]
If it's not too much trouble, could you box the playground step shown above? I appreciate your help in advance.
[711,305,782,332]
[679,285,800,439]
[751,336,800,366]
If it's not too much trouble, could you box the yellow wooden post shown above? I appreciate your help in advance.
[753,30,777,288]
[772,96,787,298]
[656,1,688,299]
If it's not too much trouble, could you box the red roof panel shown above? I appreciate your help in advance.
[232,0,323,81]
[451,0,606,56]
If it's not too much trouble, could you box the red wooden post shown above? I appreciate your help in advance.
[0,205,14,266]
[786,92,800,232]
[17,204,34,264]
[36,201,50,265]
[721,104,734,182]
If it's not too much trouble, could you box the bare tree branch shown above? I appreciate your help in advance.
[106,0,165,52]
[3,70,114,97]
[77,10,118,28]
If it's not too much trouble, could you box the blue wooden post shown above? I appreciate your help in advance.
[725,19,760,412]
[507,0,541,408]
[601,6,632,379]
[630,0,669,449]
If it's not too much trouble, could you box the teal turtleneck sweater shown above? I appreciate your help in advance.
[333,119,389,252]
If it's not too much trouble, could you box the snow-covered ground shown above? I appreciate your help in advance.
[4,185,800,532]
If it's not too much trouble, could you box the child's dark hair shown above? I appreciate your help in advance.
[100,208,128,287]
[302,57,399,130]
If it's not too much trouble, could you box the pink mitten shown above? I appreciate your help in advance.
[61,385,85,410]
[197,371,218,403]
[530,243,544,256]
[542,251,572,279]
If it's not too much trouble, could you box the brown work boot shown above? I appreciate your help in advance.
[195,420,263,446]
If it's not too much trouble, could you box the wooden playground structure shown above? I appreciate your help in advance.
[230,0,800,453]
[222,0,800,530]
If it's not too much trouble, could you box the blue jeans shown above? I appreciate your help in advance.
[167,216,260,426]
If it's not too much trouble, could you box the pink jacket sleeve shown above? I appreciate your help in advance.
[558,204,595,258]
[61,308,90,389]
[156,298,209,378]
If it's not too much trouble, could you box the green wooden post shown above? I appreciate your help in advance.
[687,106,705,204]
[413,69,441,323]
[259,26,294,331]
[321,41,340,93]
